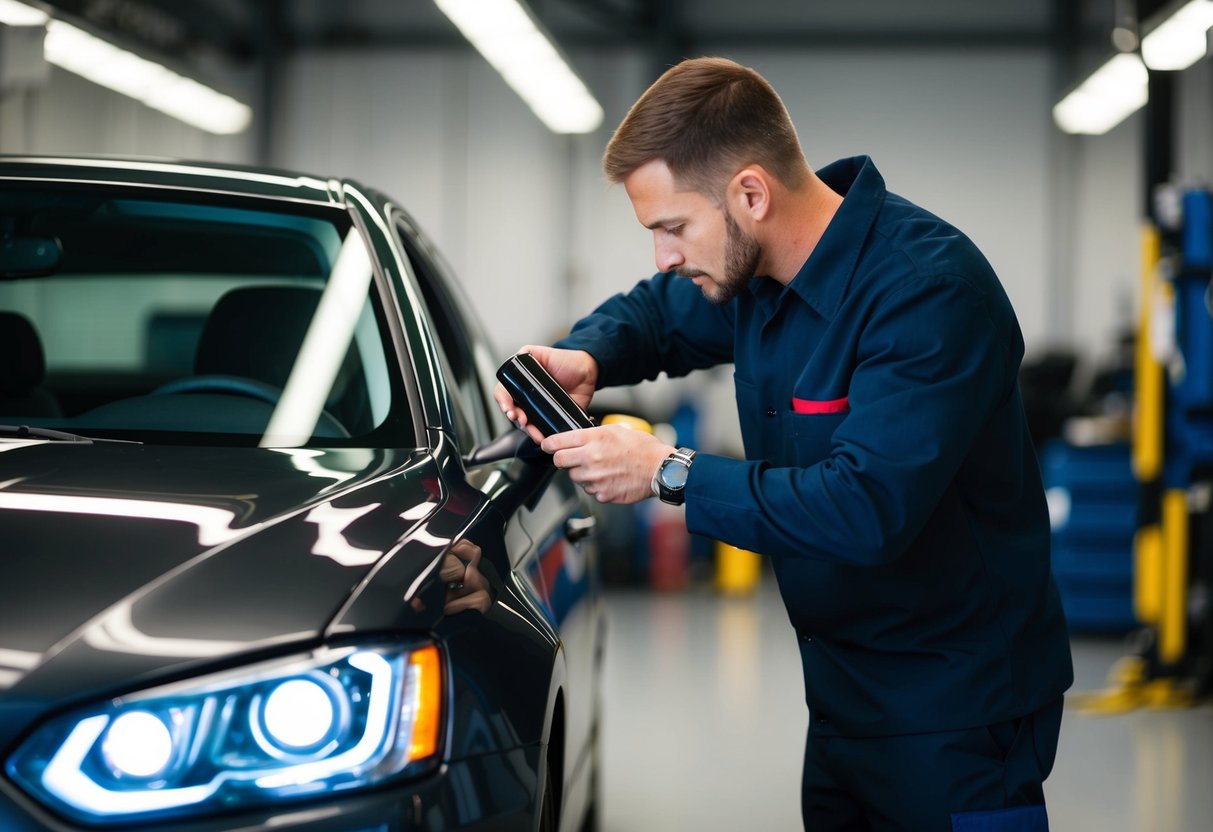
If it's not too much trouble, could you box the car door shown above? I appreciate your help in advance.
[390,212,602,817]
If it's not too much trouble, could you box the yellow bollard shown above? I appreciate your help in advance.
[600,413,654,433]
[1159,489,1189,666]
[715,542,761,595]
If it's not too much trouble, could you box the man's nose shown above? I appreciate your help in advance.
[655,238,684,273]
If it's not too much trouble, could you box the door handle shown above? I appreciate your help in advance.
[564,515,596,542]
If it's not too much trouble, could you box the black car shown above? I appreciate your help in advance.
[0,156,605,831]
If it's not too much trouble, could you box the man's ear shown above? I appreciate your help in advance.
[727,166,772,222]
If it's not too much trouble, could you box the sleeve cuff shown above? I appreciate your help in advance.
[684,453,755,540]
[554,324,628,388]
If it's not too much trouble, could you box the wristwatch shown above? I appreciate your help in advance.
[652,447,696,505]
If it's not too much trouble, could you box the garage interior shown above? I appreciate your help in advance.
[2,0,1213,829]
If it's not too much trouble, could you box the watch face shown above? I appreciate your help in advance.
[660,459,690,489]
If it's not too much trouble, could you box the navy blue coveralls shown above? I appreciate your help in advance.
[557,157,1074,830]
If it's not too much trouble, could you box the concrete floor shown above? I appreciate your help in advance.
[597,581,1213,831]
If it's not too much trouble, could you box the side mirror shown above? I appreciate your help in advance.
[463,412,655,468]
[463,428,547,468]
[1,235,62,278]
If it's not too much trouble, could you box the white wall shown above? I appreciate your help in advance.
[0,66,254,162]
[272,49,650,358]
[1068,113,1142,364]
[1063,58,1213,367]
[721,49,1055,350]
[272,46,1065,425]
[1178,58,1213,184]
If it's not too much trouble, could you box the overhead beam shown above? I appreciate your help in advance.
[557,0,649,33]
[38,0,256,61]
[294,26,1062,52]
[688,27,1053,51]
[136,0,256,60]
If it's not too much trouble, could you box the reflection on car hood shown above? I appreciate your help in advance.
[0,440,443,712]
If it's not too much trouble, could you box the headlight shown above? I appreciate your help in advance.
[6,643,443,825]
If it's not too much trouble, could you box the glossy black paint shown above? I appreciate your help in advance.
[0,157,605,831]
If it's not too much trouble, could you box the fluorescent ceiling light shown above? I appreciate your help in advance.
[0,0,47,26]
[1053,53,1149,135]
[42,19,251,135]
[1142,0,1213,70]
[0,1,251,135]
[434,0,603,134]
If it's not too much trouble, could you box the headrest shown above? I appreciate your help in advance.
[0,311,47,395]
[194,286,358,403]
[195,286,323,387]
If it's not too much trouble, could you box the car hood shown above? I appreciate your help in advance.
[0,439,455,715]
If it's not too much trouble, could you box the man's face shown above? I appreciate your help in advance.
[624,159,761,305]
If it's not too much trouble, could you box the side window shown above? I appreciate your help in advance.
[394,219,495,449]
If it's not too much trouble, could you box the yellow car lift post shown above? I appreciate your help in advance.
[1075,225,1194,714]
[1073,68,1204,714]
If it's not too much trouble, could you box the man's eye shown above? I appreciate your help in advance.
[666,225,683,236]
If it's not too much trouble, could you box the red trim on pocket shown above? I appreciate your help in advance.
[791,396,849,414]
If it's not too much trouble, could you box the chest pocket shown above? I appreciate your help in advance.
[784,408,849,467]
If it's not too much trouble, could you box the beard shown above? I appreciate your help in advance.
[679,210,761,306]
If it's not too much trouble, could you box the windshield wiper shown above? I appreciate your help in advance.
[0,424,142,445]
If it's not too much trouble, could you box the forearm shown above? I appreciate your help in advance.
[555,272,734,388]
[684,454,915,565]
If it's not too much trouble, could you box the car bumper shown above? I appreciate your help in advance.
[0,745,542,832]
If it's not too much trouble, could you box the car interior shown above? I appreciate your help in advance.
[0,188,402,446]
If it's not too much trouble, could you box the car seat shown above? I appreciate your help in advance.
[187,285,369,432]
[0,311,62,417]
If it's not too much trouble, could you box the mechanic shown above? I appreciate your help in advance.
[496,57,1073,831]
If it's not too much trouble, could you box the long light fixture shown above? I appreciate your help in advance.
[433,0,603,134]
[1142,0,1213,70]
[1052,52,1149,135]
[0,1,250,135]
[1054,0,1213,134]
[0,0,46,25]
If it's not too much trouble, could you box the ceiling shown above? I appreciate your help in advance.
[34,1,1157,57]
[29,0,1179,96]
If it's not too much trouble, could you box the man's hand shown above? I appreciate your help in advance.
[441,539,491,616]
[541,424,674,504]
[494,346,598,445]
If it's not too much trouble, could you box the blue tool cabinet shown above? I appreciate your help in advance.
[1040,440,1139,632]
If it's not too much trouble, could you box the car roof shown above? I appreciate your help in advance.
[0,155,346,206]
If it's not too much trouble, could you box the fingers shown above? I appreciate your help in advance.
[442,546,491,615]
[441,540,484,590]
[541,430,596,470]
[539,427,591,455]
[449,538,482,567]
[443,588,491,615]
[496,346,599,418]
[494,381,546,444]
[537,425,671,505]
[493,382,517,421]
[439,552,466,584]
[494,380,529,427]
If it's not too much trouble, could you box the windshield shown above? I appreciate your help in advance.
[0,184,407,447]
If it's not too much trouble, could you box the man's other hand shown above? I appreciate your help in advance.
[494,345,599,444]
[541,423,674,504]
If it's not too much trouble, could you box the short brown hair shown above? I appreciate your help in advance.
[603,57,807,197]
